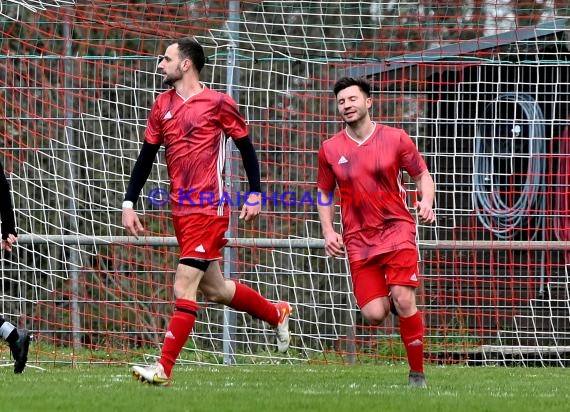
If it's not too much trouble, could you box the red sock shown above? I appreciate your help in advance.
[399,311,424,373]
[229,280,279,326]
[159,299,198,377]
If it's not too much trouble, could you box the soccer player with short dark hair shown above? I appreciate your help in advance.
[317,77,435,388]
[0,160,32,373]
[124,37,292,385]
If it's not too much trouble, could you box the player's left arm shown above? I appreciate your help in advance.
[412,170,435,224]
[0,161,17,252]
[221,94,261,221]
[399,130,436,224]
[233,136,261,222]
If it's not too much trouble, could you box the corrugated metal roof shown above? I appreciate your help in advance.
[344,18,569,78]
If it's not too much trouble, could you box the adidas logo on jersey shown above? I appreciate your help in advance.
[194,244,206,253]
[165,331,175,339]
[338,156,348,164]
[164,110,173,120]
[410,273,418,281]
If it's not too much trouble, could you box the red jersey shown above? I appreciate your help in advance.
[145,85,248,216]
[317,124,427,262]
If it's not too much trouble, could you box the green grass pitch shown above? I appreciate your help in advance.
[0,363,569,412]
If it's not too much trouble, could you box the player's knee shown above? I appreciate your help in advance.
[391,295,415,316]
[200,282,233,305]
[203,289,226,304]
[361,307,389,325]
[173,283,190,299]
[365,313,388,326]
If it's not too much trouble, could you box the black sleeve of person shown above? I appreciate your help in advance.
[124,141,161,204]
[0,161,16,239]
[233,136,261,193]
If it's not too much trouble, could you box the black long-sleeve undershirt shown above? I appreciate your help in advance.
[0,161,16,240]
[234,136,261,193]
[124,141,161,204]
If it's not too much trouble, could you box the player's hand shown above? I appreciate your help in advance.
[323,230,344,257]
[239,193,261,222]
[415,200,436,224]
[122,208,145,239]
[1,233,17,252]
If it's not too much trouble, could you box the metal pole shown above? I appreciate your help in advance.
[13,235,570,250]
[63,11,82,354]
[223,0,240,365]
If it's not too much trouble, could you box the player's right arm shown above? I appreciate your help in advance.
[122,141,161,238]
[317,189,344,257]
[316,146,344,257]
[123,101,163,238]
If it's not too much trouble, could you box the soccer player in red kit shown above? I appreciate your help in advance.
[123,37,292,385]
[317,77,435,388]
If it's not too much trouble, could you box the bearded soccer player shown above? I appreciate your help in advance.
[317,77,435,388]
[124,37,292,385]
[0,160,31,373]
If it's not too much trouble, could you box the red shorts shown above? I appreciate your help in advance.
[349,248,420,308]
[172,214,229,260]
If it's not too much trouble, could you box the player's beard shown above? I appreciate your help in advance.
[163,66,183,87]
[343,108,366,127]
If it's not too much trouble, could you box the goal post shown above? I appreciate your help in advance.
[1,2,570,367]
